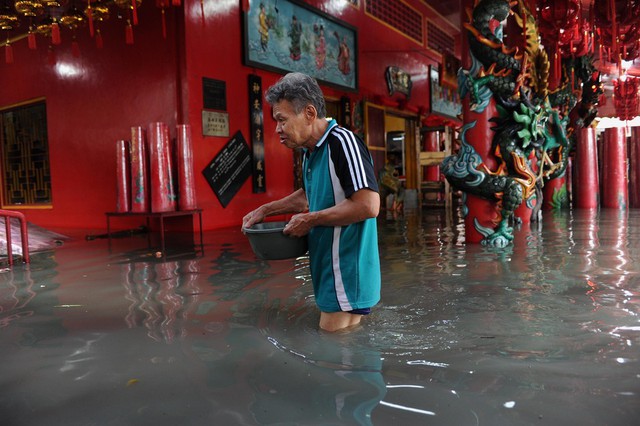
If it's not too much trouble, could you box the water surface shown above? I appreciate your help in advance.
[1,208,638,425]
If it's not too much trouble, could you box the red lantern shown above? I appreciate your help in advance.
[593,0,640,64]
[613,77,640,120]
[538,0,581,45]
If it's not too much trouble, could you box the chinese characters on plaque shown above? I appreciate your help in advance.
[202,111,230,137]
[248,74,266,193]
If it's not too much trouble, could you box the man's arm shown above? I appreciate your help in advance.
[242,188,308,230]
[283,188,379,237]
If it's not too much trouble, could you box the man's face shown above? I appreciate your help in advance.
[272,100,314,150]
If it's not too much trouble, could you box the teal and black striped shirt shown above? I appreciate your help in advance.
[302,119,381,312]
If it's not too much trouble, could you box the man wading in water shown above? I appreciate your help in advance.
[242,72,382,332]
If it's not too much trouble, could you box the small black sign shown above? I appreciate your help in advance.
[202,131,252,208]
[202,77,227,111]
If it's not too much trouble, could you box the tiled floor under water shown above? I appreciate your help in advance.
[1,208,639,425]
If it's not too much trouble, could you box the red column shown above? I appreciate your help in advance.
[148,122,177,213]
[514,194,533,222]
[629,127,640,207]
[115,140,130,212]
[130,127,149,212]
[514,151,535,223]
[543,175,567,210]
[573,127,599,209]
[460,0,499,243]
[601,127,628,209]
[176,124,197,211]
[424,131,440,181]
[566,156,573,207]
[463,101,500,243]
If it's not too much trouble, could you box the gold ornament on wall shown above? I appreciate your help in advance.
[14,0,44,17]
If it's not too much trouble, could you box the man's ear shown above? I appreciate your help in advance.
[304,104,317,121]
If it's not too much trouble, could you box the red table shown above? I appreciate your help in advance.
[105,209,203,257]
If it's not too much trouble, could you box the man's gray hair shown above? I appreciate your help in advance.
[265,72,327,118]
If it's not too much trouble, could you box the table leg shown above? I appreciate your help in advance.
[160,215,166,258]
[107,216,112,251]
[146,217,151,248]
[198,211,204,254]
[5,217,13,265]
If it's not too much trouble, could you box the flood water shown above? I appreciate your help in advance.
[1,208,639,425]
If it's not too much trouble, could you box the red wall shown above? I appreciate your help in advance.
[0,7,181,229]
[0,1,458,231]
[182,0,457,230]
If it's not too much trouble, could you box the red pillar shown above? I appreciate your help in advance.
[115,140,130,212]
[573,127,600,209]
[629,127,640,207]
[460,0,499,243]
[514,151,535,223]
[542,176,567,210]
[176,124,198,211]
[542,154,570,211]
[148,122,177,213]
[463,102,500,243]
[424,131,440,181]
[601,127,628,209]
[130,126,149,213]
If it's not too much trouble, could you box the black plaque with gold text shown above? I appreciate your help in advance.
[202,131,252,208]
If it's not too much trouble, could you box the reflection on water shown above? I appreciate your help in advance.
[0,211,639,425]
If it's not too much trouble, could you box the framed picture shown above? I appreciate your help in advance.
[429,65,462,120]
[440,52,460,89]
[243,0,358,91]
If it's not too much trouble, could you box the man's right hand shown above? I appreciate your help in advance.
[242,207,266,231]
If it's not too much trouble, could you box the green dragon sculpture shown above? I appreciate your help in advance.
[443,0,601,247]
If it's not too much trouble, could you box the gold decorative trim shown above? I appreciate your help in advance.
[0,97,46,112]
[0,33,28,48]
[1,204,53,210]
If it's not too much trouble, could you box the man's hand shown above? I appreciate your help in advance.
[241,189,309,232]
[242,207,266,231]
[282,189,380,236]
[283,212,316,237]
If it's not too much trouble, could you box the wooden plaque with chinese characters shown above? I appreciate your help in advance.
[248,74,266,193]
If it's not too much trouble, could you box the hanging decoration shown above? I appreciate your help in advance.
[1,0,18,63]
[0,0,183,63]
[537,0,591,81]
[86,0,110,47]
[14,0,43,17]
[593,0,640,68]
[114,0,141,42]
[156,0,168,39]
[613,76,640,120]
[61,1,85,56]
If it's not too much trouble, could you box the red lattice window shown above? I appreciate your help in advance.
[0,100,52,207]
[427,20,455,54]
[365,0,423,44]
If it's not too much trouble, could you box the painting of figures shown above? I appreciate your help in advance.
[244,0,358,91]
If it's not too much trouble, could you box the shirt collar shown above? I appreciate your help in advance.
[314,118,338,149]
